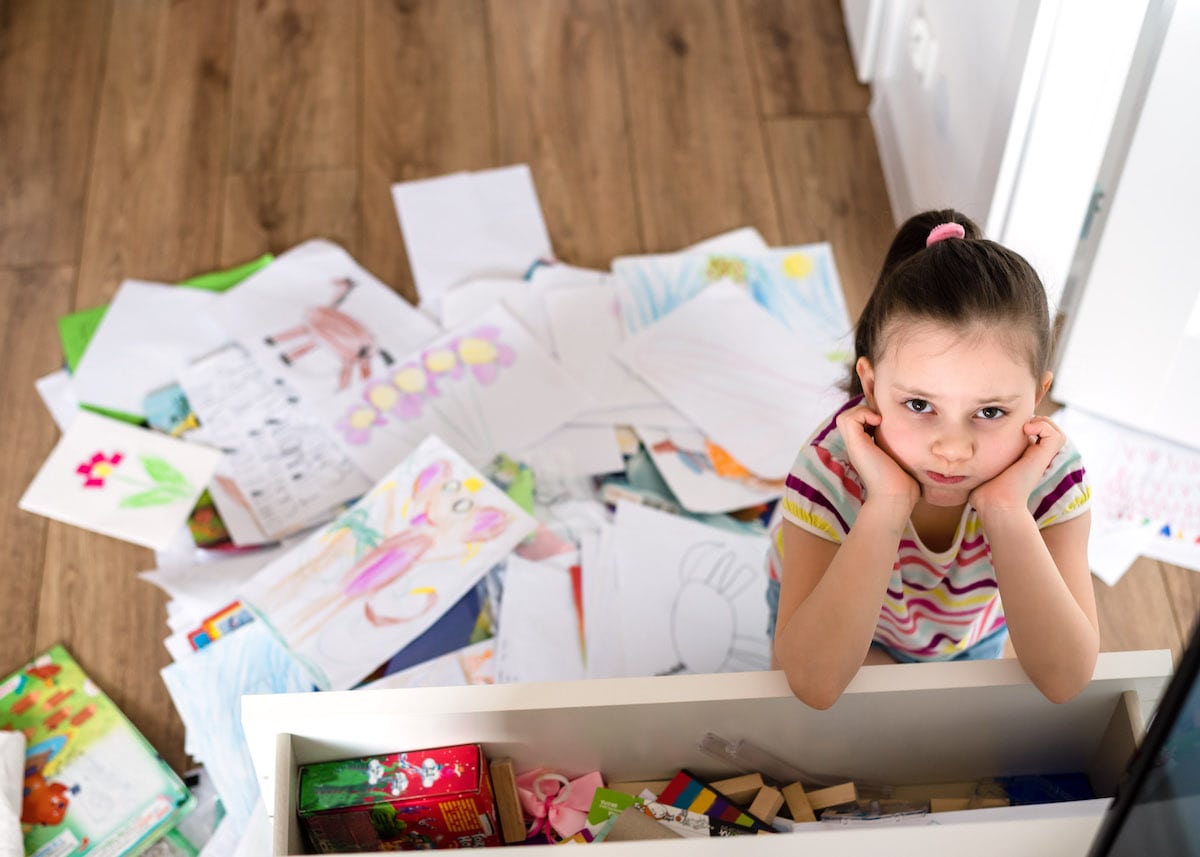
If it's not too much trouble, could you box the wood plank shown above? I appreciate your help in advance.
[360,0,494,303]
[1094,556,1182,659]
[36,524,187,773]
[228,0,360,173]
[615,0,781,251]
[221,169,360,265]
[76,0,235,305]
[740,0,870,117]
[0,267,74,677]
[765,117,894,320]
[489,0,642,267]
[0,1,111,268]
[1160,560,1200,650]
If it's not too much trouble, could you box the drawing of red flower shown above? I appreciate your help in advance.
[76,452,124,488]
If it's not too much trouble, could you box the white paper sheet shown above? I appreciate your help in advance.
[140,544,290,620]
[544,283,663,413]
[392,165,553,312]
[516,425,624,479]
[160,622,315,823]
[682,226,769,255]
[70,281,231,416]
[34,369,80,432]
[179,345,371,539]
[494,556,586,683]
[236,435,536,690]
[19,411,221,551]
[609,501,771,678]
[328,304,595,477]
[0,731,23,857]
[438,277,555,352]
[635,426,783,514]
[580,522,624,680]
[614,282,845,481]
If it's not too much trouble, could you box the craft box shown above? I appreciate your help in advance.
[297,742,501,852]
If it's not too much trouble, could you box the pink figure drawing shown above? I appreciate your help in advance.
[287,459,511,642]
[265,277,393,391]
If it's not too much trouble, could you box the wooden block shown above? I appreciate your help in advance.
[806,782,858,811]
[781,782,817,823]
[747,786,784,823]
[606,807,682,841]
[709,773,764,805]
[486,758,527,844]
[930,797,972,813]
[608,780,672,798]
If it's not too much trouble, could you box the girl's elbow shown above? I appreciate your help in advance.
[1036,647,1099,705]
[782,667,846,710]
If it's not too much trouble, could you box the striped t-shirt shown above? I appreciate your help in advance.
[766,398,1091,660]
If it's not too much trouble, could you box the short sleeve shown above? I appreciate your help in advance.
[778,430,865,546]
[1029,438,1091,528]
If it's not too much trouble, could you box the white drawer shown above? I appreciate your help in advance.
[242,651,1172,856]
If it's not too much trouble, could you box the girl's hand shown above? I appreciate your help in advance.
[836,403,919,510]
[970,415,1067,517]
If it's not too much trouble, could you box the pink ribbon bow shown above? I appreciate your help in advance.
[515,768,604,841]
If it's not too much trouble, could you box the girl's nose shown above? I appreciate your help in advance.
[932,431,972,462]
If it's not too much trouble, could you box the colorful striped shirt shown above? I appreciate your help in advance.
[767,399,1091,660]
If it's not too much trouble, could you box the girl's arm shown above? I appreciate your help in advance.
[773,403,919,709]
[980,508,1097,703]
[773,500,912,709]
[971,416,1099,703]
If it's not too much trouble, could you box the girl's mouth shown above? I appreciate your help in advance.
[926,471,967,485]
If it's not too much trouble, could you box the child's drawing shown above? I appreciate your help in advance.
[636,426,784,514]
[327,304,593,478]
[265,277,395,391]
[611,244,852,351]
[19,411,221,551]
[237,435,535,690]
[610,500,770,679]
[335,324,516,446]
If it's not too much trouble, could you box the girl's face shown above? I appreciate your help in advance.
[857,321,1052,508]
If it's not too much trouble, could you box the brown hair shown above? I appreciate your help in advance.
[847,208,1052,396]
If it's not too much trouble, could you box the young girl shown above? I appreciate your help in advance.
[768,209,1096,710]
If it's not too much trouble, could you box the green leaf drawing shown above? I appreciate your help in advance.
[119,487,187,509]
[140,455,193,491]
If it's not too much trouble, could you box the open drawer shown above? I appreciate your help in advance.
[242,650,1172,856]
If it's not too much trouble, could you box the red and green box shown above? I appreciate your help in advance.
[298,743,501,852]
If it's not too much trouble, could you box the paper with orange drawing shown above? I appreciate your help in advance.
[331,303,595,477]
[634,426,784,514]
[19,411,221,550]
[614,282,846,482]
[236,434,536,691]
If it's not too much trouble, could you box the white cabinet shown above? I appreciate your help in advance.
[242,650,1172,856]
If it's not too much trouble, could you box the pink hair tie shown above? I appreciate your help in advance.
[926,222,966,246]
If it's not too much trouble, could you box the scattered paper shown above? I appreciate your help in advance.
[494,556,586,683]
[614,282,844,481]
[392,165,553,313]
[236,435,536,690]
[635,426,783,514]
[70,281,231,416]
[608,501,771,677]
[179,345,371,539]
[34,369,80,431]
[19,411,221,551]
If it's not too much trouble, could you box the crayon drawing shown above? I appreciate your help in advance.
[611,244,852,353]
[238,435,535,690]
[19,411,220,551]
[609,501,770,679]
[635,426,784,514]
[330,304,593,477]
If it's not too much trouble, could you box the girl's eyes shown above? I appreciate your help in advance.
[976,406,1007,420]
[902,400,1007,419]
[903,399,931,414]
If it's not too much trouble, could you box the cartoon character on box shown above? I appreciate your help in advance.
[20,737,79,827]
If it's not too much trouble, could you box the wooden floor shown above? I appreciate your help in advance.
[1,0,1197,776]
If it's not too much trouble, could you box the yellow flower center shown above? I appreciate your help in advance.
[392,367,427,393]
[458,338,497,365]
[93,463,114,478]
[367,384,399,410]
[424,349,457,373]
[348,408,377,430]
